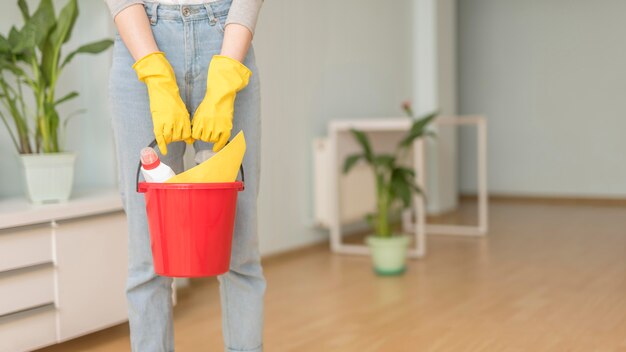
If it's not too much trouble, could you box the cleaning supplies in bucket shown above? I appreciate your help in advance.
[136,131,247,277]
[166,130,246,183]
[140,147,175,182]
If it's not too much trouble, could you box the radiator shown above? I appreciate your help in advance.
[312,137,376,228]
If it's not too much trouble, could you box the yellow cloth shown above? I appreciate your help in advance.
[133,52,193,155]
[166,131,246,183]
[191,55,251,152]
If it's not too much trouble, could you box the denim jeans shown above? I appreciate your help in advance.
[108,1,265,351]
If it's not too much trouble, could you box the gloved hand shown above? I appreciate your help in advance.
[191,55,251,152]
[133,52,192,155]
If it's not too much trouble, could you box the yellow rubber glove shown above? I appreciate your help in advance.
[191,55,251,152]
[133,52,192,155]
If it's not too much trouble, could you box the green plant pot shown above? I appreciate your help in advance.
[19,152,76,204]
[366,235,410,276]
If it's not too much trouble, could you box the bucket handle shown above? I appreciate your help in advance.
[135,139,244,192]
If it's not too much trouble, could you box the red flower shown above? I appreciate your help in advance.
[401,101,413,117]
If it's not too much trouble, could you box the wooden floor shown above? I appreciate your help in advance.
[37,200,626,351]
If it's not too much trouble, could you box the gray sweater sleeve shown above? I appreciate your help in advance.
[225,0,263,35]
[104,0,263,34]
[104,0,143,19]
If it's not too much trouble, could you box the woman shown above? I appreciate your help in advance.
[104,1,265,351]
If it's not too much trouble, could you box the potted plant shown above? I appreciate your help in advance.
[0,0,113,203]
[343,104,436,275]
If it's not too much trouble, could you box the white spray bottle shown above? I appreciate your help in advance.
[140,147,176,182]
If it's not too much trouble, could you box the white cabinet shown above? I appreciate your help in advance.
[55,212,128,341]
[0,190,128,352]
[0,305,57,352]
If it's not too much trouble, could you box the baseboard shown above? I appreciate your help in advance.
[460,193,626,207]
[262,193,626,264]
[261,240,329,264]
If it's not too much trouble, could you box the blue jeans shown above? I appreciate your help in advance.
[108,2,265,351]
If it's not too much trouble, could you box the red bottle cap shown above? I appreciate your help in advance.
[140,147,161,170]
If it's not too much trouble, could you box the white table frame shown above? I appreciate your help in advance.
[328,115,487,259]
[407,115,489,237]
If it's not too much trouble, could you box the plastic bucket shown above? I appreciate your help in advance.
[136,141,244,277]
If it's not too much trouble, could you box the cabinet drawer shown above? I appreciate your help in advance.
[0,305,56,352]
[0,265,55,316]
[0,224,52,272]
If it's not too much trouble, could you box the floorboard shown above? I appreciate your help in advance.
[37,200,626,351]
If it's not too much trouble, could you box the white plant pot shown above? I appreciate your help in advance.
[366,234,410,276]
[19,152,77,204]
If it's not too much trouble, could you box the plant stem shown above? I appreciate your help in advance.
[0,109,20,152]
[31,56,52,153]
[0,77,31,153]
[16,78,29,128]
[15,75,34,154]
[374,168,393,238]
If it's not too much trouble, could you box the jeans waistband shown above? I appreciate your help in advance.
[144,0,232,22]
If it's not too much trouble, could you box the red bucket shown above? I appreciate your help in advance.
[136,146,244,277]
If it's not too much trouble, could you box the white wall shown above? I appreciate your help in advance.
[0,0,414,256]
[253,0,414,254]
[458,0,626,198]
[0,0,116,198]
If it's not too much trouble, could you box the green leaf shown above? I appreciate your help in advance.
[54,91,79,106]
[8,29,32,62]
[42,0,79,85]
[408,181,423,195]
[0,57,26,76]
[389,165,424,208]
[414,111,438,130]
[8,27,21,48]
[0,35,10,54]
[343,154,363,174]
[63,109,85,129]
[399,166,422,195]
[52,0,79,46]
[399,111,438,147]
[7,26,34,62]
[349,128,373,162]
[391,171,412,208]
[373,154,394,168]
[397,167,415,178]
[61,39,114,69]
[18,0,30,22]
[41,39,55,84]
[12,0,55,54]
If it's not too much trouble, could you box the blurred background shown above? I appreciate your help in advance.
[1,0,625,351]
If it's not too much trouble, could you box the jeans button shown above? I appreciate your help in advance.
[182,7,191,17]
[210,18,217,26]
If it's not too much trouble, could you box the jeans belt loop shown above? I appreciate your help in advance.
[150,2,159,25]
[204,3,218,26]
